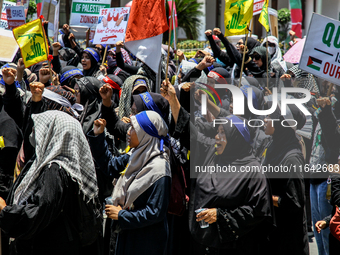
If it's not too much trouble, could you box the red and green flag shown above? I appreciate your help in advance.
[289,0,302,38]
[167,0,178,50]
[36,0,43,16]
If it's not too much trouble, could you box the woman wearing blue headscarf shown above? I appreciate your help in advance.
[93,111,171,255]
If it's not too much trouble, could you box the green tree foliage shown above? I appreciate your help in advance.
[166,0,203,40]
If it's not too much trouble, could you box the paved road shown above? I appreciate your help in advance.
[309,234,318,254]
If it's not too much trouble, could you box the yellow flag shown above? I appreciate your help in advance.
[259,0,270,32]
[224,0,254,36]
[13,18,48,68]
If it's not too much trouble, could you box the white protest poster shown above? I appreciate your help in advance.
[41,0,58,30]
[0,29,19,62]
[1,1,16,29]
[300,13,340,85]
[70,0,110,27]
[6,6,25,30]
[93,7,130,44]
[253,0,265,16]
[54,0,60,42]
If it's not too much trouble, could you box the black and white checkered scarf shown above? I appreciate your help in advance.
[13,110,98,205]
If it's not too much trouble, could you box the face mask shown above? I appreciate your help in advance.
[29,131,36,148]
[60,60,68,69]
[268,46,276,55]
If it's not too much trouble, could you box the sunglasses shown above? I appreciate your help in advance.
[252,55,261,61]
[236,42,244,46]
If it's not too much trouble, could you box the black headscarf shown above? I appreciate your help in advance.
[239,84,264,120]
[60,66,84,86]
[58,47,80,67]
[190,116,272,248]
[264,102,306,167]
[82,49,101,77]
[250,46,271,71]
[132,92,170,126]
[242,37,261,52]
[76,76,102,134]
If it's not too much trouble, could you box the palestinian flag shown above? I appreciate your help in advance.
[36,0,42,16]
[307,56,322,71]
[289,0,302,38]
[167,0,178,50]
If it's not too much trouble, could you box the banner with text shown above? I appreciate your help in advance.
[253,0,265,16]
[6,6,25,30]
[300,13,340,86]
[70,0,110,27]
[1,1,16,29]
[93,7,130,44]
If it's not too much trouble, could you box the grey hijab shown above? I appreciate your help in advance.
[111,111,171,209]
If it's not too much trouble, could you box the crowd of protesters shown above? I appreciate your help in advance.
[1,21,340,255]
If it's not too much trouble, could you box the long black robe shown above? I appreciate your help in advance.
[189,116,273,254]
[263,104,309,255]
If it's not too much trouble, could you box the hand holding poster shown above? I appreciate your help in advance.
[93,7,130,45]
[299,14,340,85]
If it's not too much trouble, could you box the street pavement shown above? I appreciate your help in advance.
[309,234,318,254]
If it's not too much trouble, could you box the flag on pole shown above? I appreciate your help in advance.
[167,0,178,50]
[289,0,302,38]
[258,0,269,32]
[13,18,48,68]
[36,0,43,16]
[125,0,169,74]
[224,0,254,36]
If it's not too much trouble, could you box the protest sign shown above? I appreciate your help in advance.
[1,1,16,29]
[253,0,265,16]
[70,0,110,27]
[93,7,130,44]
[6,6,25,30]
[41,0,57,30]
[0,29,19,62]
[300,13,340,85]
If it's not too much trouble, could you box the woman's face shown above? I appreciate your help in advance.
[215,125,227,155]
[127,126,139,148]
[81,52,91,71]
[264,116,275,135]
[132,86,147,95]
[252,54,263,68]
[74,83,81,104]
[236,39,244,51]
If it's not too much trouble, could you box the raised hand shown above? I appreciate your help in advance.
[205,30,212,37]
[39,68,51,84]
[99,84,113,107]
[213,28,221,36]
[2,68,17,85]
[29,82,45,102]
[196,56,215,71]
[160,79,176,102]
[17,58,25,82]
[93,118,107,136]
[116,41,124,52]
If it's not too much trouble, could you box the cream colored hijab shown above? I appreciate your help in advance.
[111,111,171,209]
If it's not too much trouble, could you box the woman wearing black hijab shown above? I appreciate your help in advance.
[81,48,103,78]
[74,76,102,134]
[189,115,273,255]
[263,103,309,255]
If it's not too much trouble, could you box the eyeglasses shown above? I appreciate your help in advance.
[252,55,261,61]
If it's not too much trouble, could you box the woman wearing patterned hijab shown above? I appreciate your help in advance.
[0,110,99,255]
[96,111,171,255]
